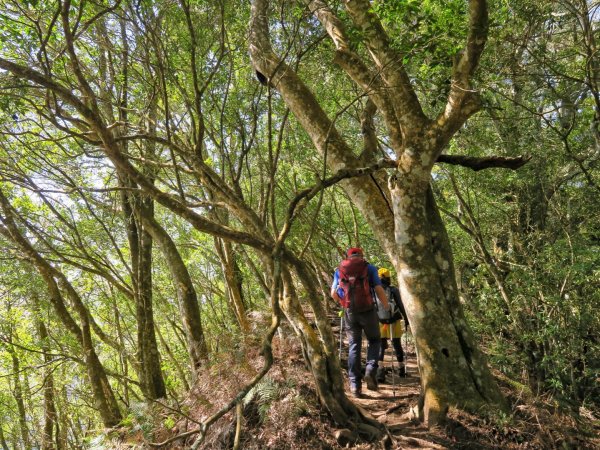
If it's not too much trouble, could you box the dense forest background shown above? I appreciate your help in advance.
[0,0,598,448]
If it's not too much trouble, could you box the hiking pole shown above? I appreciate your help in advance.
[404,324,409,376]
[338,309,344,361]
[390,322,396,398]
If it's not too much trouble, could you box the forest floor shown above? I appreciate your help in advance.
[112,314,600,450]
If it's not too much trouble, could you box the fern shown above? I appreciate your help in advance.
[128,401,155,439]
[243,377,309,424]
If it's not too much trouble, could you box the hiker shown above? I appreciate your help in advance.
[376,268,409,381]
[331,247,390,398]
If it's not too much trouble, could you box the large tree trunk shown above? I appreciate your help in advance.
[385,183,506,423]
[364,172,506,424]
[392,183,504,423]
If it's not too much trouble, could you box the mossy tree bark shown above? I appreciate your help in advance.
[138,209,209,377]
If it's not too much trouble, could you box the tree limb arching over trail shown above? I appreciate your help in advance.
[249,0,512,426]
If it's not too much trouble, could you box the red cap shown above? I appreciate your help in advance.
[346,247,364,257]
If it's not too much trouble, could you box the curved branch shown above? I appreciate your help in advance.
[278,152,530,244]
[433,0,489,145]
[343,0,429,129]
[249,0,358,172]
[276,157,405,247]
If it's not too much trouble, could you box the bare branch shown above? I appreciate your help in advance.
[437,154,531,171]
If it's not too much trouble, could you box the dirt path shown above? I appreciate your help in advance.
[330,314,600,450]
[335,319,455,449]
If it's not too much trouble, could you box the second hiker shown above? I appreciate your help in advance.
[375,267,409,381]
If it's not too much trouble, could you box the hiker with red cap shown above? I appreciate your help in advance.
[331,247,389,398]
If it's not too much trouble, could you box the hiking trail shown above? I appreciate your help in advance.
[333,314,455,449]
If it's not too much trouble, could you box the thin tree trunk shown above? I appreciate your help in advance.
[107,15,165,400]
[57,386,68,449]
[155,323,191,391]
[137,208,166,400]
[111,288,130,406]
[119,175,166,400]
[215,237,251,333]
[38,318,57,450]
[443,179,550,393]
[140,211,208,375]
[9,348,30,450]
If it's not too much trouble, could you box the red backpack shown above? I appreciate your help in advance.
[337,258,374,312]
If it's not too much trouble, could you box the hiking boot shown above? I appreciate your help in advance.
[376,366,386,383]
[350,385,362,398]
[364,370,378,391]
[398,365,408,378]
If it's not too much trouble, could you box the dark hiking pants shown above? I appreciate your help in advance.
[378,337,404,365]
[345,308,381,389]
